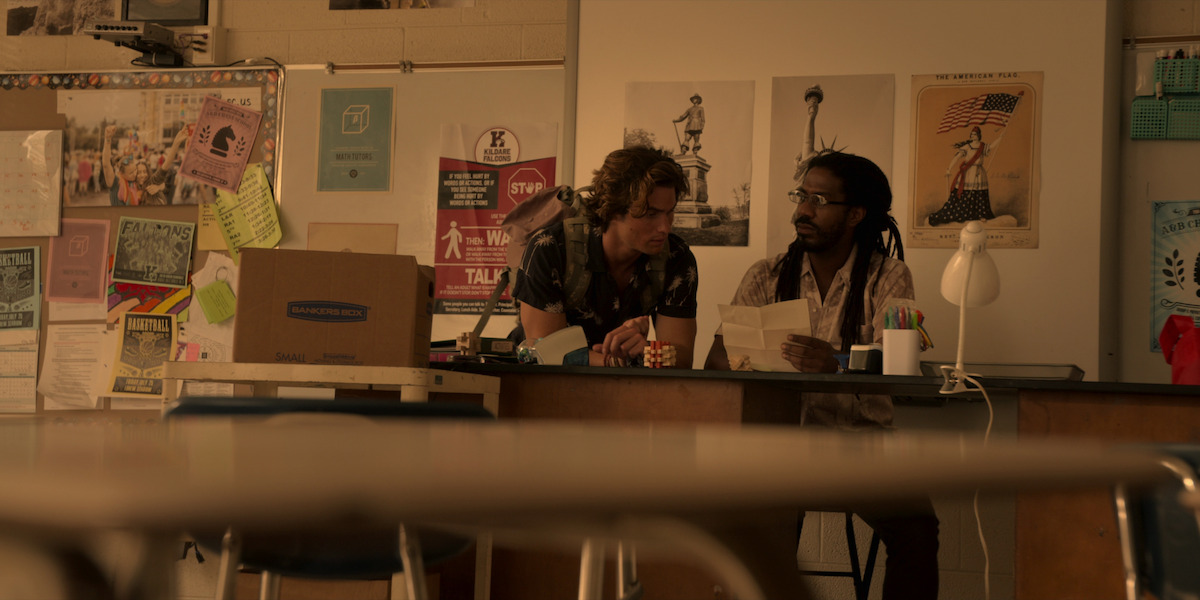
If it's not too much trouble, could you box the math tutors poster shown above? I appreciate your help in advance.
[317,87,393,191]
[433,123,558,315]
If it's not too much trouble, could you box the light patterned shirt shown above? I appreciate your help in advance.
[727,245,915,429]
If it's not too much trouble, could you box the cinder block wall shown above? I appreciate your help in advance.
[1126,0,1200,38]
[0,0,567,71]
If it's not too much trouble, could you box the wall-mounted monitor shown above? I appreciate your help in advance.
[122,0,209,26]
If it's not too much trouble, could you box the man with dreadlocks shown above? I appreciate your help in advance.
[705,151,939,599]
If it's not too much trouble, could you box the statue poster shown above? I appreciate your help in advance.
[624,80,754,247]
[909,72,1043,249]
[767,75,895,257]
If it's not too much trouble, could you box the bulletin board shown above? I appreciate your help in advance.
[0,65,283,414]
[0,66,283,206]
[274,64,566,342]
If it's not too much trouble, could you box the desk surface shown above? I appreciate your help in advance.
[0,418,1171,600]
[0,418,1168,533]
[433,361,1200,399]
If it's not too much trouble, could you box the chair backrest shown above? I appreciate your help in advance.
[164,396,495,579]
[165,396,495,420]
[1119,444,1200,600]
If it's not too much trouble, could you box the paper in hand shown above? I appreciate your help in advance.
[718,299,811,371]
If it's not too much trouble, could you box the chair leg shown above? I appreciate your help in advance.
[473,532,493,600]
[577,538,605,600]
[844,515,863,590]
[259,571,282,600]
[858,529,881,600]
[397,524,429,600]
[1113,484,1141,600]
[617,542,643,600]
[216,527,242,600]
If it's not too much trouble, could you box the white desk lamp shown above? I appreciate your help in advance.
[939,220,1000,394]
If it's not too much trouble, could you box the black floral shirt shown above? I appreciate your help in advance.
[512,221,698,346]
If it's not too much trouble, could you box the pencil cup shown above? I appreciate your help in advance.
[882,329,922,376]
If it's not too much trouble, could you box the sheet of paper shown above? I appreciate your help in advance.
[108,313,176,398]
[182,252,237,364]
[196,280,236,323]
[46,219,110,302]
[0,246,40,331]
[112,217,196,288]
[0,329,37,413]
[48,301,107,323]
[307,223,398,254]
[718,299,811,372]
[38,324,107,411]
[0,130,62,237]
[213,163,282,258]
[196,204,227,251]
[178,95,263,194]
[317,87,394,192]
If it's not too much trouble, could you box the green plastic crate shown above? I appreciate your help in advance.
[1168,97,1200,139]
[1132,96,1168,139]
[1155,58,1200,94]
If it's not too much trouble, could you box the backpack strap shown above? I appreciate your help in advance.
[561,216,592,309]
[640,247,669,313]
[561,217,671,316]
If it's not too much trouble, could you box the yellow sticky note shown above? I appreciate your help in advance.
[214,163,283,255]
[196,280,237,324]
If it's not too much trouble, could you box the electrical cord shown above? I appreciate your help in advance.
[961,373,994,600]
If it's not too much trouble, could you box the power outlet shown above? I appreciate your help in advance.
[180,25,224,66]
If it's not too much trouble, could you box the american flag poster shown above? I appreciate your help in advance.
[908,72,1043,249]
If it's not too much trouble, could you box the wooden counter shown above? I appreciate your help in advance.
[433,362,1200,600]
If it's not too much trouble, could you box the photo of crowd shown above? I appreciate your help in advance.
[59,88,216,207]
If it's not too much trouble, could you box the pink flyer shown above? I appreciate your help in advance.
[178,95,263,194]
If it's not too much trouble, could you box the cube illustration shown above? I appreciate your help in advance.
[342,105,369,134]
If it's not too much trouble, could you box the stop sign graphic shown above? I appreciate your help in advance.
[507,167,546,206]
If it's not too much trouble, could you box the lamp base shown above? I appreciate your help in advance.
[939,365,978,394]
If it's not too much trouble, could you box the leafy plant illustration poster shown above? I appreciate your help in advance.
[1152,201,1200,351]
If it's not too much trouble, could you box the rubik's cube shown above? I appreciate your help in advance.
[643,341,676,368]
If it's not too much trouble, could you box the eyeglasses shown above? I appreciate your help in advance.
[787,189,849,207]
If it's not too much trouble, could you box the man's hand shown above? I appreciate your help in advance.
[593,316,649,366]
[781,334,839,373]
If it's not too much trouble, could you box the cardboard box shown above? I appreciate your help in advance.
[233,249,434,367]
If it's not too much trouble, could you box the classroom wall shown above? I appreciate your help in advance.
[575,0,1123,381]
[6,1,1188,383]
[0,3,1183,600]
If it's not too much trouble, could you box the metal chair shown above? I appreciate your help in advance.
[164,396,495,600]
[1113,445,1200,600]
[798,512,881,600]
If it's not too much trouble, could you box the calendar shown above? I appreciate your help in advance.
[0,130,62,237]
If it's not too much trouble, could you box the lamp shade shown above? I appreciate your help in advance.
[940,221,1000,308]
